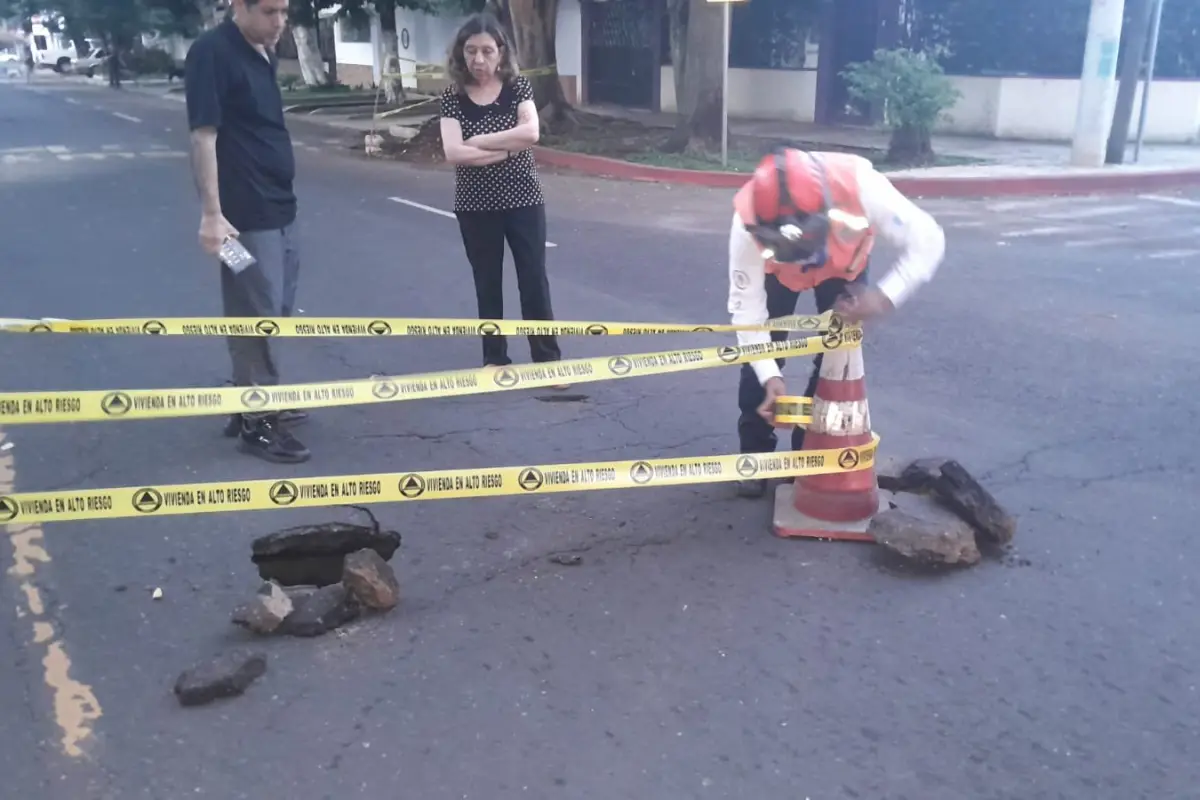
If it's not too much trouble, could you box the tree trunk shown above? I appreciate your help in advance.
[291,25,329,86]
[494,0,575,132]
[663,0,723,154]
[666,0,689,114]
[887,126,934,165]
[379,11,405,105]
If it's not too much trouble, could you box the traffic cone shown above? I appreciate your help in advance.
[772,341,882,542]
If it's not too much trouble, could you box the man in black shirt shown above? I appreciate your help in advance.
[185,0,310,464]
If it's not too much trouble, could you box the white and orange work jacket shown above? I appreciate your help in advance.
[727,152,946,386]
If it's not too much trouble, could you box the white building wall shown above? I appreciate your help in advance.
[394,0,583,103]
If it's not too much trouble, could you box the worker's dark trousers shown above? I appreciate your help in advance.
[736,268,870,454]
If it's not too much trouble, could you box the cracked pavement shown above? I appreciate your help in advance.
[1,81,1199,799]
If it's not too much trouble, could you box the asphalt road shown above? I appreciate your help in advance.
[2,77,1198,800]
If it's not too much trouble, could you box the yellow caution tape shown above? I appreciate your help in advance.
[381,63,558,80]
[0,332,856,425]
[0,312,846,337]
[0,437,878,525]
[774,396,814,426]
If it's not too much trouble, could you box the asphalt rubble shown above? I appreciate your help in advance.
[173,510,402,708]
[870,457,1018,569]
[171,462,1015,706]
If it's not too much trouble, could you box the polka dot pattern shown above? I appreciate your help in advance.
[441,76,545,213]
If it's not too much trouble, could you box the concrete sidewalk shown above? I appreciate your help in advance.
[78,76,1200,198]
[589,103,1200,171]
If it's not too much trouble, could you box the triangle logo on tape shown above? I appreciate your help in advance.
[518,469,543,491]
[133,489,162,513]
[399,475,425,498]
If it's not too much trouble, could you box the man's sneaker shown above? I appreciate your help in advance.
[237,415,311,463]
[224,409,309,438]
[736,479,768,499]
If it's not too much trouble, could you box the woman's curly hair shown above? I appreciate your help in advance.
[446,12,519,90]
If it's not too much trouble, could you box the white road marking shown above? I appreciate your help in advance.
[45,145,69,154]
[64,97,79,105]
[1036,204,1139,220]
[1064,236,1131,247]
[1000,226,1076,238]
[1146,249,1200,260]
[100,144,122,151]
[389,195,560,247]
[948,220,985,228]
[111,112,141,123]
[1139,194,1200,209]
[2,153,38,164]
[389,196,455,218]
[987,199,1058,213]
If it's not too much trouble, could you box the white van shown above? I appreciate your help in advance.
[27,16,76,72]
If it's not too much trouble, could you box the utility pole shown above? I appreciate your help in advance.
[1071,0,1126,167]
[1134,0,1165,162]
[1105,0,1155,164]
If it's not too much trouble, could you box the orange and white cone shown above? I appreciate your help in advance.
[772,342,882,542]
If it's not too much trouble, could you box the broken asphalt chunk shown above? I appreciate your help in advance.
[342,549,400,611]
[231,580,294,634]
[878,457,948,494]
[278,583,361,637]
[174,651,267,707]
[932,460,1017,546]
[869,505,981,567]
[251,522,401,587]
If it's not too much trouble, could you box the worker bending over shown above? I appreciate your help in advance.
[728,147,946,498]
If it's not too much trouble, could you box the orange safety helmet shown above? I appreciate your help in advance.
[744,147,834,268]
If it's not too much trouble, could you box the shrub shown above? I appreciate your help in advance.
[840,47,961,164]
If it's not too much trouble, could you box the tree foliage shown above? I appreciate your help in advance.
[841,47,961,163]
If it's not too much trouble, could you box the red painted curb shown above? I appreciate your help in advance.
[889,167,1200,198]
[532,146,1200,198]
[533,146,747,188]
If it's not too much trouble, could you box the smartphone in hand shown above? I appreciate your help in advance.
[219,237,257,275]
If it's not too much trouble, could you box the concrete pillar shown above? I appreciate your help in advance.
[1070,0,1126,167]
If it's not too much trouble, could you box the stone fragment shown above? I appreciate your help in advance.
[869,505,981,567]
[342,549,400,610]
[278,583,360,637]
[875,456,908,492]
[897,458,948,493]
[231,580,294,634]
[174,651,267,707]
[932,460,1017,546]
[251,522,401,586]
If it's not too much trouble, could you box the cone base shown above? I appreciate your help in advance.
[792,480,881,523]
[772,482,888,543]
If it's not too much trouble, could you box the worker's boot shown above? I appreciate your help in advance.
[736,478,768,498]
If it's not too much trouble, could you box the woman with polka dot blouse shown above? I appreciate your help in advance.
[439,13,564,372]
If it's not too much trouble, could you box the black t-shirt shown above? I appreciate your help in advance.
[440,75,544,213]
[185,20,297,232]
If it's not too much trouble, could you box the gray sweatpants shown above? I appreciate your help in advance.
[220,223,301,390]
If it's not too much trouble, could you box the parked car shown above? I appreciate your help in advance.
[69,46,107,78]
